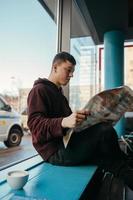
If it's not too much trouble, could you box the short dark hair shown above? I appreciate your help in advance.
[52,51,76,66]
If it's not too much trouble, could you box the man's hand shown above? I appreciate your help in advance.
[61,109,89,128]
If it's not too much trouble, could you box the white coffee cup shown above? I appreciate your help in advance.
[7,170,29,190]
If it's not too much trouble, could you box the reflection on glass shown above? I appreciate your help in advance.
[70,37,97,111]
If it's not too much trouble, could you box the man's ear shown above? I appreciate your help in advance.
[53,64,57,72]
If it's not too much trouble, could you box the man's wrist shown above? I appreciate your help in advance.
[61,118,67,128]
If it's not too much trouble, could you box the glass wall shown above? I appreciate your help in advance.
[69,2,97,111]
[124,43,133,90]
[98,42,133,91]
[0,0,57,168]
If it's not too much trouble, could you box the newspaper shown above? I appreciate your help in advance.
[63,85,133,148]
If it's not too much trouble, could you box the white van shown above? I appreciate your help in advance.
[0,95,23,147]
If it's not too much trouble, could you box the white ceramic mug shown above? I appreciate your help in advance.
[7,170,29,190]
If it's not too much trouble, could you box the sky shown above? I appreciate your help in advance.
[0,0,57,94]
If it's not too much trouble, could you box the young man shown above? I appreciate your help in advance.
[27,51,133,190]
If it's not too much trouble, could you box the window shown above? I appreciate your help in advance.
[125,43,133,89]
[0,99,5,110]
[0,0,58,169]
[98,42,133,90]
[69,1,97,111]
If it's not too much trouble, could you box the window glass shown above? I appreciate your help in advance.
[124,43,133,90]
[0,0,57,168]
[0,99,5,110]
[98,42,133,91]
[69,1,97,111]
[70,37,97,111]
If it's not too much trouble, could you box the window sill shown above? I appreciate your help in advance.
[0,155,43,184]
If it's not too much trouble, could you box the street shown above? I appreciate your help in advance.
[0,133,38,169]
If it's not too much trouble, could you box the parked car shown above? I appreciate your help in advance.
[21,108,29,132]
[0,95,23,147]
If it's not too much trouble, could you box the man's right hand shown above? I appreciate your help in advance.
[61,110,89,128]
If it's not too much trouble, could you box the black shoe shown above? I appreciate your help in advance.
[118,165,133,190]
[106,160,133,191]
[127,156,133,168]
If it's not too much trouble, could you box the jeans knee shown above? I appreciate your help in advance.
[97,122,118,140]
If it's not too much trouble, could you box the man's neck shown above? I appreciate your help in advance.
[48,74,60,88]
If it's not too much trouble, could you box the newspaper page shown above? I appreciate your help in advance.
[63,85,133,148]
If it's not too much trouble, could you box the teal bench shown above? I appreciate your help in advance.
[0,160,100,200]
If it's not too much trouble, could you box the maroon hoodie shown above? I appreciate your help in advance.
[27,78,72,161]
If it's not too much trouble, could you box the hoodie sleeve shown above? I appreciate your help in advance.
[27,85,67,143]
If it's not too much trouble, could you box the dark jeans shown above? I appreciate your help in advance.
[48,122,127,173]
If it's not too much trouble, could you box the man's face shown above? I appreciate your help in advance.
[53,60,75,86]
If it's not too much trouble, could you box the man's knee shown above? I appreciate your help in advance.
[96,122,112,132]
[96,122,117,139]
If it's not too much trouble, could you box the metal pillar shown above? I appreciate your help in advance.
[104,31,125,136]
